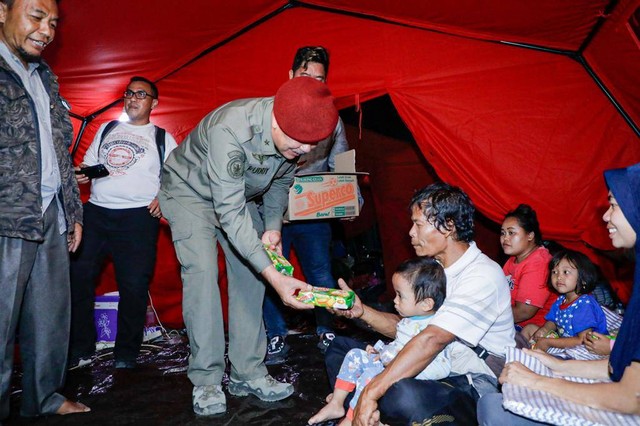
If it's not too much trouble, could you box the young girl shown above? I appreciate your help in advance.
[530,249,608,351]
[308,257,454,426]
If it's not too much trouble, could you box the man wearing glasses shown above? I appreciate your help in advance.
[69,76,178,370]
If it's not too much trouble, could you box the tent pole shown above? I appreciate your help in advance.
[496,41,640,138]
[71,116,88,159]
[577,0,620,55]
[155,4,294,84]
[578,56,640,137]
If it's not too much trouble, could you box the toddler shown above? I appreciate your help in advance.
[308,257,452,425]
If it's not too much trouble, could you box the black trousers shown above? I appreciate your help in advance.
[70,202,159,362]
[325,336,479,426]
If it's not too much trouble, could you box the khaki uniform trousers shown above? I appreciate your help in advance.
[159,190,268,386]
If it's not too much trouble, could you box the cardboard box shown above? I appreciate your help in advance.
[94,291,162,350]
[287,150,367,221]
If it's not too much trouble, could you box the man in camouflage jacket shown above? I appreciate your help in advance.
[0,0,87,420]
[0,55,81,240]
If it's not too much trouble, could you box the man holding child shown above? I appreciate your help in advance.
[326,182,515,425]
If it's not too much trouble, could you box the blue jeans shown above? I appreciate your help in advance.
[262,221,336,337]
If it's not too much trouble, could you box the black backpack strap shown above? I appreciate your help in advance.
[97,120,120,153]
[154,126,166,178]
[155,126,166,164]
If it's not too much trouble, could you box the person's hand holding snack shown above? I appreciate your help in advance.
[327,279,363,319]
[262,230,282,255]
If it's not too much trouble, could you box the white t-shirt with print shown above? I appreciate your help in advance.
[83,122,178,209]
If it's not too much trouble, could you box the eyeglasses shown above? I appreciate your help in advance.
[123,89,156,100]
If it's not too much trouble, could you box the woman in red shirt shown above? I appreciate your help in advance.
[500,204,555,341]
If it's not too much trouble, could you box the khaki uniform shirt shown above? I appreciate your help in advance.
[161,97,295,272]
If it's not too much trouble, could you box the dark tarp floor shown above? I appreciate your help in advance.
[5,321,381,426]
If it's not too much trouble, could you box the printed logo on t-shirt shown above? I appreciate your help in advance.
[101,134,148,176]
[505,274,515,290]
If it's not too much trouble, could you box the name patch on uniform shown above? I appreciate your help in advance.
[227,150,245,179]
[247,165,269,175]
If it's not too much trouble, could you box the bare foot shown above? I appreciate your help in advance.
[338,417,352,426]
[308,402,345,425]
[56,400,90,415]
[325,392,333,403]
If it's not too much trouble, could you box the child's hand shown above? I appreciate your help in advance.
[365,345,381,362]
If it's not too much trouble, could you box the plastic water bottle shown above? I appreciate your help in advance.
[378,341,401,365]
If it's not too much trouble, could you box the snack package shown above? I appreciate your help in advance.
[544,330,559,339]
[296,286,355,310]
[264,245,294,276]
[530,330,559,349]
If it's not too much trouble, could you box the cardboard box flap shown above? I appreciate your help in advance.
[296,149,368,176]
[335,149,356,173]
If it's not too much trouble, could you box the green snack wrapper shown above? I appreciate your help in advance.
[296,286,355,310]
[264,245,294,276]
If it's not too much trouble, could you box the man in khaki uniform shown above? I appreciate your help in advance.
[159,77,338,416]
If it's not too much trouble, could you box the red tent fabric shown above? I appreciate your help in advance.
[46,1,640,326]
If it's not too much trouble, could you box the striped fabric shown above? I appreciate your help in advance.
[502,347,640,425]
[602,306,623,331]
[545,345,605,361]
[545,306,623,361]
[565,345,607,361]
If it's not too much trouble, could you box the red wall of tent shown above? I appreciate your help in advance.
[46,1,640,327]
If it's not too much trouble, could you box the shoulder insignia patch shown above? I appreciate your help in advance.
[227,150,245,179]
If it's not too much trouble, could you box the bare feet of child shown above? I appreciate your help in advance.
[56,400,90,415]
[338,417,352,426]
[308,401,345,425]
[325,392,333,403]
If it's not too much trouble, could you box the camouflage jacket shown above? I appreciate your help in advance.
[0,56,82,241]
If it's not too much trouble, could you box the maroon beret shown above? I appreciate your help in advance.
[273,77,339,144]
